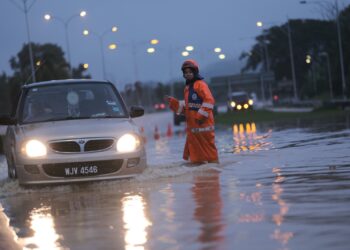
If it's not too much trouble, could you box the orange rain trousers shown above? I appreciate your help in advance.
[168,80,219,163]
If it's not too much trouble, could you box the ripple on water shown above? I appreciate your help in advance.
[0,160,231,199]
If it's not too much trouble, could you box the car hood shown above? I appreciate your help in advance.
[17,118,138,141]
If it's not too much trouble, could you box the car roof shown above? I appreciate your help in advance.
[229,91,248,96]
[22,79,112,89]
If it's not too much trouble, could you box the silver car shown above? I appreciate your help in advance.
[0,79,147,185]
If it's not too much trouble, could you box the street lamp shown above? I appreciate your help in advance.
[214,47,222,53]
[150,39,159,45]
[256,21,272,102]
[9,0,38,83]
[300,0,347,99]
[182,51,190,57]
[218,54,226,60]
[256,21,271,71]
[257,20,299,101]
[108,43,117,50]
[83,26,118,80]
[147,47,156,54]
[287,19,298,101]
[44,10,87,77]
[185,45,194,52]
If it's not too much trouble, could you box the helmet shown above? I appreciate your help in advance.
[181,59,199,73]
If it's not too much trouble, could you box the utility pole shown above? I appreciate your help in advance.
[287,18,298,101]
[335,0,347,99]
[9,0,37,82]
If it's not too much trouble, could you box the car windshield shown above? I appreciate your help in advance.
[20,82,127,124]
[230,93,249,102]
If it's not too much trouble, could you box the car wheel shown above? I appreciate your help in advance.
[7,154,17,179]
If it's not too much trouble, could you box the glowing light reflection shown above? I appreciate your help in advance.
[238,213,264,223]
[24,206,63,249]
[122,195,152,250]
[238,183,264,224]
[232,122,272,153]
[270,167,294,245]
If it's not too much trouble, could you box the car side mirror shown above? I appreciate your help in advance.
[129,106,144,118]
[0,115,16,125]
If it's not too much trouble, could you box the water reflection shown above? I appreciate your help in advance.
[23,206,63,250]
[158,184,177,246]
[192,170,224,244]
[231,122,272,153]
[270,167,294,248]
[238,183,264,223]
[122,195,152,250]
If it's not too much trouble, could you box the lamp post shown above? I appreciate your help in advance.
[44,10,87,77]
[300,0,347,99]
[256,21,270,72]
[9,0,38,83]
[287,19,298,101]
[83,26,118,80]
[256,22,272,102]
[257,20,298,101]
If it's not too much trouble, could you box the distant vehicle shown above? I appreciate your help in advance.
[227,91,254,111]
[154,102,166,111]
[0,79,147,185]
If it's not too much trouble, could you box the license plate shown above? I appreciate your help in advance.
[64,165,99,176]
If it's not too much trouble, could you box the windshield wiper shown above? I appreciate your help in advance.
[39,116,91,122]
[62,116,92,120]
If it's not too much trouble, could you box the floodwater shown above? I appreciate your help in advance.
[1,111,350,250]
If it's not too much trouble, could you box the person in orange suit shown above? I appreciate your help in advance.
[165,59,219,164]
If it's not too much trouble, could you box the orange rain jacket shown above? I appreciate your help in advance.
[168,61,219,163]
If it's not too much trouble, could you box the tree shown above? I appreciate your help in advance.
[10,43,90,84]
[134,81,143,105]
[240,8,350,99]
[154,82,166,102]
[0,43,90,115]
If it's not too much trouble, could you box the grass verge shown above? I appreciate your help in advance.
[215,108,350,125]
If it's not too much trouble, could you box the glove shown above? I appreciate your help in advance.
[164,95,179,112]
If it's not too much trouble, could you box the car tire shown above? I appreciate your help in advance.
[7,154,17,179]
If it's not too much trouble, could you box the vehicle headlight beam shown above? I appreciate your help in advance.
[117,134,141,153]
[24,140,47,158]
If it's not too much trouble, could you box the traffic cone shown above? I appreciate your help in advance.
[166,123,173,137]
[154,125,160,140]
[140,126,147,143]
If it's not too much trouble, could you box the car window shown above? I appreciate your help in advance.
[229,94,249,102]
[21,82,127,123]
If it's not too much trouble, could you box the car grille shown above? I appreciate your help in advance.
[84,139,114,152]
[49,138,114,153]
[50,141,80,152]
[42,159,124,177]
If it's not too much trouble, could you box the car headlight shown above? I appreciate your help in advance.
[248,99,254,105]
[116,134,141,153]
[24,139,47,157]
[230,101,236,108]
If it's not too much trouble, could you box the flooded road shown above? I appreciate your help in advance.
[1,111,350,250]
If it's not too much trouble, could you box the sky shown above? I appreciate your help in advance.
[1,0,350,88]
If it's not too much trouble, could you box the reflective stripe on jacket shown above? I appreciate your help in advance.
[182,80,218,163]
